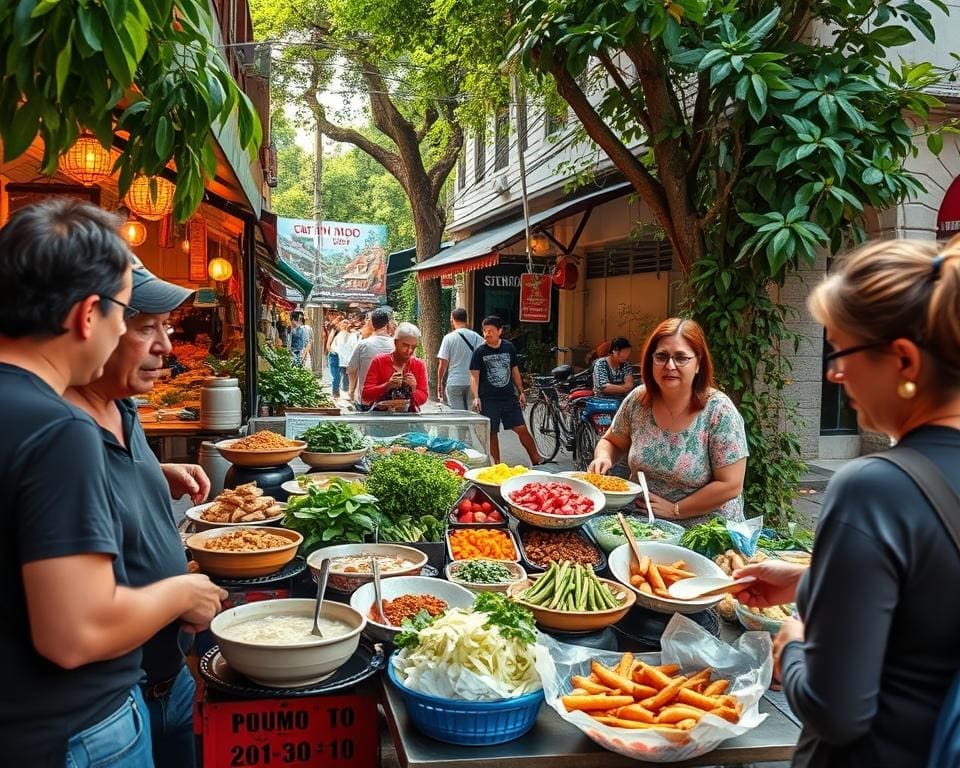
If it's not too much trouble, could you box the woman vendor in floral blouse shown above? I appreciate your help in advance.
[589,318,749,525]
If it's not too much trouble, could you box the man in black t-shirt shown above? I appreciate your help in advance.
[469,315,541,465]
[0,201,225,767]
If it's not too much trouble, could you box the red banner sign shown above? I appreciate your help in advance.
[519,273,551,323]
[440,273,456,289]
[201,694,377,768]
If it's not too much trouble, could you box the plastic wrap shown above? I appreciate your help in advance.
[534,614,773,763]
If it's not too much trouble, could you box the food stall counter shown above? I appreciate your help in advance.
[380,677,798,768]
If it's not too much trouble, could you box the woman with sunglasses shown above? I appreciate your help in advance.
[589,317,748,525]
[733,239,960,768]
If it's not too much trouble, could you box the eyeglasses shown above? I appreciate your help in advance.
[100,295,139,320]
[652,352,697,368]
[823,341,889,370]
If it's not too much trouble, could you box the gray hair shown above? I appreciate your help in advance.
[394,322,422,340]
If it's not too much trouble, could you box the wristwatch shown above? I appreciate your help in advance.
[673,502,680,517]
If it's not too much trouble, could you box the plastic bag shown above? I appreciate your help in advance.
[534,614,773,763]
[726,515,763,557]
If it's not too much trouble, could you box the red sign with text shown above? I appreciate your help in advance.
[519,273,551,323]
[201,694,377,768]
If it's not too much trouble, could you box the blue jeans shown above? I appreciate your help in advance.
[338,366,351,394]
[66,686,153,768]
[144,666,196,768]
[328,352,340,394]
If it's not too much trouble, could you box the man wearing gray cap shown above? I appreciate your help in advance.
[65,258,226,768]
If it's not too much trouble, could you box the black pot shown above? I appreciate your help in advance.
[224,463,295,501]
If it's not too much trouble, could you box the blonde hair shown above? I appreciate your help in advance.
[808,236,960,384]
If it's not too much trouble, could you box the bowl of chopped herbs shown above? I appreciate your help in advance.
[297,422,369,469]
[445,559,527,594]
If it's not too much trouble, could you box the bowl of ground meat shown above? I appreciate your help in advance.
[349,576,475,643]
[186,526,303,578]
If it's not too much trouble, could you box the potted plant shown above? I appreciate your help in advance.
[257,345,337,415]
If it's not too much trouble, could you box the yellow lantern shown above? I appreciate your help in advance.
[121,219,147,247]
[125,176,176,221]
[59,133,113,186]
[208,257,233,281]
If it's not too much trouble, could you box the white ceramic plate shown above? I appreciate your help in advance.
[184,501,285,530]
[281,472,367,496]
[556,471,642,510]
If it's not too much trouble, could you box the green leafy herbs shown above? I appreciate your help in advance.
[365,451,463,541]
[282,478,383,553]
[394,609,438,649]
[679,517,734,558]
[758,524,814,552]
[378,515,444,545]
[298,422,366,453]
[453,560,515,584]
[473,592,537,646]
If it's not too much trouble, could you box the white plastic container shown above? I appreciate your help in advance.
[200,377,241,431]
[198,440,232,499]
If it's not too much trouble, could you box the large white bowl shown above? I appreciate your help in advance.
[499,474,605,529]
[300,449,368,470]
[464,466,547,492]
[350,576,475,643]
[306,543,428,594]
[557,471,642,510]
[210,598,365,688]
[608,541,727,614]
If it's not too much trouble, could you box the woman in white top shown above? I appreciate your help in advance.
[331,319,359,397]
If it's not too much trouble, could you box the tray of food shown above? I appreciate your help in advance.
[449,484,508,526]
[515,522,606,574]
[185,483,285,530]
[446,526,520,562]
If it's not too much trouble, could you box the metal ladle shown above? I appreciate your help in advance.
[311,557,331,638]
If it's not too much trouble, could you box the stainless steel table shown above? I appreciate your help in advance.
[380,678,798,768]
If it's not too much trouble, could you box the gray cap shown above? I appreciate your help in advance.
[130,256,194,314]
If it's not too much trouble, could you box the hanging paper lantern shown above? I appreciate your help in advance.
[208,257,233,281]
[59,133,113,186]
[125,176,176,221]
[553,257,579,289]
[120,219,147,247]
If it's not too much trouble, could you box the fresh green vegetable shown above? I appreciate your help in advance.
[679,517,734,558]
[594,516,668,541]
[518,561,622,612]
[297,422,366,453]
[394,609,438,649]
[282,478,383,552]
[474,592,537,645]
[379,514,444,544]
[366,451,463,541]
[453,560,516,584]
[757,525,814,552]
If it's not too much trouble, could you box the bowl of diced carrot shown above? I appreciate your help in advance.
[446,527,520,563]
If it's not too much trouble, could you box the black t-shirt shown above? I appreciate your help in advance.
[470,340,519,401]
[0,365,142,766]
[104,399,190,684]
[781,426,960,768]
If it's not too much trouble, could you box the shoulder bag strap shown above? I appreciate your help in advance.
[456,330,477,353]
[874,446,960,555]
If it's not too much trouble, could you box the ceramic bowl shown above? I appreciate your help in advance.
[463,466,546,492]
[735,601,796,635]
[185,526,302,578]
[586,515,685,553]
[300,449,368,470]
[215,438,306,467]
[506,575,635,632]
[350,576,475,643]
[608,541,727,614]
[444,559,528,594]
[210,598,364,688]
[499,474,605,530]
[557,471,642,510]
[306,543,428,594]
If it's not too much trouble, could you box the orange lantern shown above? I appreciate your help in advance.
[553,257,579,289]
[121,218,147,247]
[59,133,113,186]
[208,257,233,281]
[125,176,176,221]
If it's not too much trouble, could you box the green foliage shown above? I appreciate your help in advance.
[473,592,537,646]
[283,478,383,551]
[394,273,420,324]
[258,345,333,408]
[511,0,957,524]
[365,450,464,527]
[297,422,366,452]
[0,0,261,220]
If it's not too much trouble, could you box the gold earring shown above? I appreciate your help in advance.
[897,380,917,400]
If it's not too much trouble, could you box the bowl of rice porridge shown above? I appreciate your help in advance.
[210,598,365,687]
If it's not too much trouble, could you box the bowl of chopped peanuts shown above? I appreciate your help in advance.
[558,471,642,510]
[186,526,303,578]
[215,431,306,467]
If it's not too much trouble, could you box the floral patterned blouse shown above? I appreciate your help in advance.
[606,388,749,525]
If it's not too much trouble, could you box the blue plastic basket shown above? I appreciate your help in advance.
[387,658,544,745]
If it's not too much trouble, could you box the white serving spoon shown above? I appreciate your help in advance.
[636,471,655,524]
[667,575,756,601]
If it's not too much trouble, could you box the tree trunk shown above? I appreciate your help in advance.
[411,201,446,389]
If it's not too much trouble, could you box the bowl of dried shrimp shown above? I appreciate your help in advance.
[349,575,474,642]
[185,483,286,530]
[557,471,642,510]
[216,431,306,467]
[186,526,303,578]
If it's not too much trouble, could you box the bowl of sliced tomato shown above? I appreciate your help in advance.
[500,475,605,530]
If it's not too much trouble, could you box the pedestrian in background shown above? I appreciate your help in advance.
[347,307,395,410]
[438,307,483,410]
